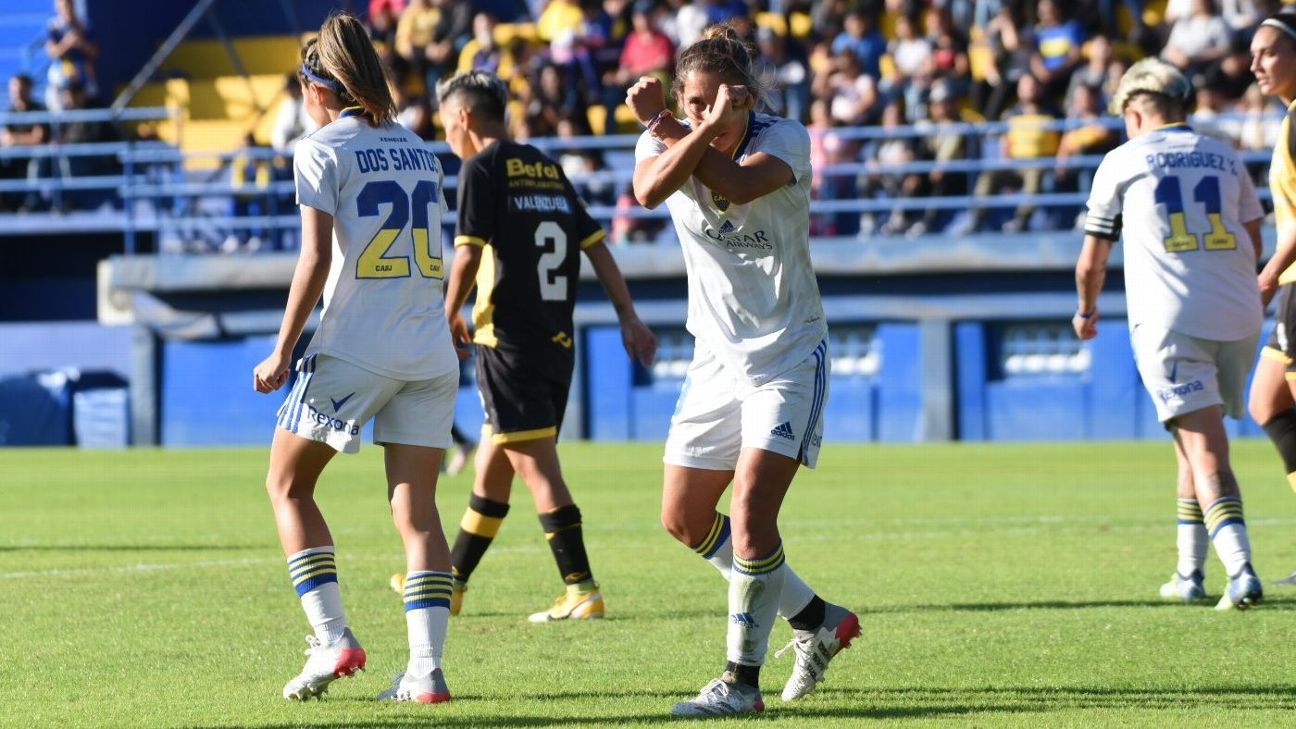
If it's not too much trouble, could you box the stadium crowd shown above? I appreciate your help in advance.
[358,0,1288,238]
[2,0,1288,234]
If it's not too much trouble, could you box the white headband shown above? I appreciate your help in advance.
[1262,18,1296,43]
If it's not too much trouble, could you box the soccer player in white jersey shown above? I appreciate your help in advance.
[1074,58,1265,610]
[627,22,859,717]
[252,14,457,704]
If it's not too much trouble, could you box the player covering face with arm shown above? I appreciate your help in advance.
[627,22,859,717]
[1244,14,1296,587]
[400,69,656,624]
[252,12,456,705]
[1074,57,1265,609]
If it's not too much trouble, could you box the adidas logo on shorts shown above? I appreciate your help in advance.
[770,421,795,440]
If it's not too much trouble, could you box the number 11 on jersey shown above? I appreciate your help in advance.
[1153,175,1238,253]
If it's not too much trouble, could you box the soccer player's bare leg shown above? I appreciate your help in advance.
[1249,356,1296,492]
[1173,407,1262,609]
[1250,356,1296,585]
[1161,436,1207,600]
[265,428,364,699]
[494,436,602,621]
[383,443,453,703]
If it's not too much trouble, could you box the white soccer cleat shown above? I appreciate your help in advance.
[670,673,764,717]
[281,628,366,701]
[777,605,861,701]
[1216,565,1263,611]
[377,668,452,704]
[1159,571,1206,601]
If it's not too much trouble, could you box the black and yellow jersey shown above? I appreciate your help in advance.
[454,140,605,365]
[1272,98,1296,285]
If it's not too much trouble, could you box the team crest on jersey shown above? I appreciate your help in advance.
[712,190,730,211]
[552,332,573,349]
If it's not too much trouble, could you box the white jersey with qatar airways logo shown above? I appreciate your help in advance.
[1083,123,1263,341]
[294,112,457,380]
[636,112,827,386]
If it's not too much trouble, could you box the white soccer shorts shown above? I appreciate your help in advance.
[276,353,457,453]
[1130,324,1258,424]
[664,339,829,470]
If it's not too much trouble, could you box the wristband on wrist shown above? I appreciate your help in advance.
[647,109,673,137]
[1077,309,1096,319]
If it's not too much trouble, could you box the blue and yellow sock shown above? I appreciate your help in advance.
[692,512,817,620]
[404,570,452,674]
[1204,496,1252,577]
[1175,498,1207,578]
[287,546,347,643]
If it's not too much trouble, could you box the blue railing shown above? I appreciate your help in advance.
[0,109,1284,253]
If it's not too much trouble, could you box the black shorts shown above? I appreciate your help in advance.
[1264,284,1296,374]
[475,344,573,444]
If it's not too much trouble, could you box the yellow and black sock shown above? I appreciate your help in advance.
[449,494,509,584]
[1262,409,1296,493]
[539,504,594,589]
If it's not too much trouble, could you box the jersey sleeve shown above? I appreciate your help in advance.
[1083,151,1124,241]
[634,128,666,162]
[454,155,495,248]
[573,192,606,250]
[293,138,339,215]
[753,120,812,186]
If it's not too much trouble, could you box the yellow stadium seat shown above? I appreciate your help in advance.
[160,36,302,79]
[754,12,787,36]
[789,12,812,39]
[494,22,539,45]
[586,105,608,136]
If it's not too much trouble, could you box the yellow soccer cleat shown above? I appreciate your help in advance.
[390,573,467,616]
[528,583,605,623]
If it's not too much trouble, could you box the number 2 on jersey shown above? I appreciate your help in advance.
[356,179,443,279]
[534,221,568,301]
[1153,175,1238,253]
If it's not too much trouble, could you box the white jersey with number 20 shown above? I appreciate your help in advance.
[294,112,458,380]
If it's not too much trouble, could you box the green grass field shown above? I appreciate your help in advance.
[4,441,1296,728]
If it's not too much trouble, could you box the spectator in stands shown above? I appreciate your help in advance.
[525,63,583,138]
[1161,0,1232,74]
[1201,39,1260,102]
[669,0,710,49]
[888,14,933,95]
[907,80,969,238]
[1192,81,1244,147]
[457,13,518,82]
[602,1,674,129]
[960,72,1062,234]
[1066,35,1114,107]
[1054,83,1117,226]
[555,114,613,206]
[973,3,1032,120]
[45,0,98,109]
[271,75,318,154]
[397,90,436,139]
[1029,0,1087,100]
[756,28,810,123]
[807,97,857,237]
[394,0,440,93]
[832,10,885,79]
[859,99,925,236]
[815,48,878,127]
[226,132,271,254]
[0,74,49,213]
[925,6,970,92]
[55,80,119,211]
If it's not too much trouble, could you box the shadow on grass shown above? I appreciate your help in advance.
[175,684,1296,728]
[0,544,268,552]
[877,595,1296,612]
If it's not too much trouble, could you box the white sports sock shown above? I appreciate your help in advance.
[1175,498,1207,577]
[703,518,816,618]
[1204,497,1251,577]
[727,545,787,667]
[403,571,452,675]
[287,546,347,643]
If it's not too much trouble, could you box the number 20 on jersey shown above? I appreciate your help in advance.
[355,179,444,279]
